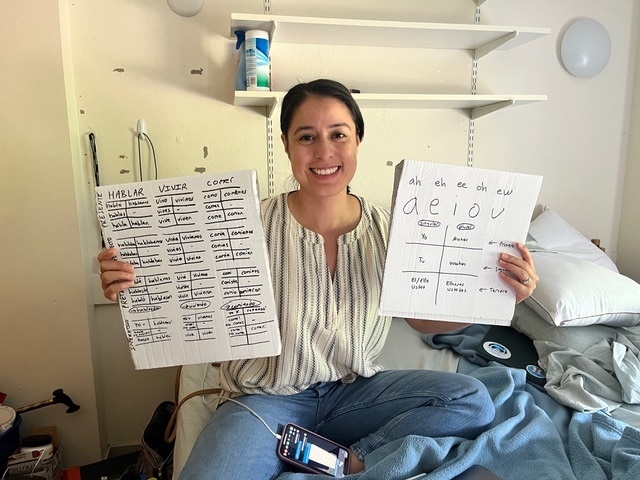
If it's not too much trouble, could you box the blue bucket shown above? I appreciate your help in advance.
[0,414,22,474]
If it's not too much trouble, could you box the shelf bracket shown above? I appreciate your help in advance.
[471,99,514,120]
[474,31,518,60]
[265,97,279,118]
[266,116,275,196]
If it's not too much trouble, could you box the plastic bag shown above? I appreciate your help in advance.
[136,401,175,479]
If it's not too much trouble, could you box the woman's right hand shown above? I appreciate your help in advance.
[97,248,135,302]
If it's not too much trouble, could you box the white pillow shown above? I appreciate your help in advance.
[513,302,627,353]
[528,207,618,272]
[524,251,640,327]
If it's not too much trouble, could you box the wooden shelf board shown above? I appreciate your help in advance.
[230,13,549,52]
[234,91,546,117]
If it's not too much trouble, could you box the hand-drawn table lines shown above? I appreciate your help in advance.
[380,160,542,325]
[403,224,483,305]
[129,316,172,345]
[96,171,281,369]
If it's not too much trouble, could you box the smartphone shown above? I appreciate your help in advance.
[452,465,505,480]
[277,423,350,478]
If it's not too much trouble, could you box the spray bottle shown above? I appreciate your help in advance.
[234,30,247,91]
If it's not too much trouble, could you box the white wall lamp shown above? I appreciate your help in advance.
[167,0,204,17]
[560,18,611,78]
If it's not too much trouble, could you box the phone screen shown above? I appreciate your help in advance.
[277,424,349,478]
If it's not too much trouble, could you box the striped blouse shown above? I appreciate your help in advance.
[217,192,392,395]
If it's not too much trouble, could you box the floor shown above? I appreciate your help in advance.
[79,450,140,480]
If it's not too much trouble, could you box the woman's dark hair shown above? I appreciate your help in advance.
[280,79,365,142]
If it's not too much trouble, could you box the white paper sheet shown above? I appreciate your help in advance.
[95,170,281,369]
[380,160,542,326]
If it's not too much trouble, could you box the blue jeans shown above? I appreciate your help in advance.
[179,369,494,480]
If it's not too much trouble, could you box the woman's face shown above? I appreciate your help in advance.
[282,95,360,199]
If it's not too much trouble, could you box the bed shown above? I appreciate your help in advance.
[172,207,640,479]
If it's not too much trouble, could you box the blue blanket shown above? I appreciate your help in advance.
[278,327,640,479]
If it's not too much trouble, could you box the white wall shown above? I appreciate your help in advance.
[1,0,638,467]
[0,0,102,467]
[475,1,638,261]
[618,7,640,282]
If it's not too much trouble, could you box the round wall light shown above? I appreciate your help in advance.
[167,0,204,17]
[561,18,611,77]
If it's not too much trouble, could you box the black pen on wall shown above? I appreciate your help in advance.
[88,132,100,187]
[89,132,105,249]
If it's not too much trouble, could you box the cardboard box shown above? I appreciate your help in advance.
[95,170,281,369]
[5,427,62,480]
[379,160,543,325]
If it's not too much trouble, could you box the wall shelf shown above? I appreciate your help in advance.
[234,91,547,119]
[230,13,550,60]
[230,13,549,118]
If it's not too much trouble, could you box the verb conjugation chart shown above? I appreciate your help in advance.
[96,170,281,369]
[380,160,542,326]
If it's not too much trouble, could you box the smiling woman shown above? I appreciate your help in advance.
[171,80,503,479]
[282,96,362,273]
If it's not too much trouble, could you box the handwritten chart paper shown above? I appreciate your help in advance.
[95,170,281,369]
[380,160,542,326]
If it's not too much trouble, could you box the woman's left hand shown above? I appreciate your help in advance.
[499,242,538,304]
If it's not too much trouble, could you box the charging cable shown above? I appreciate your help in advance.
[136,119,158,181]
[199,364,282,440]
[29,450,45,476]
[0,448,46,480]
[203,394,282,440]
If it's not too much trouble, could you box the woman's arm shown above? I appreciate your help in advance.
[404,319,471,334]
[405,243,537,334]
[97,247,136,301]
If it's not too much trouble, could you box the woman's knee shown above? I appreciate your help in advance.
[458,375,495,430]
[179,402,285,480]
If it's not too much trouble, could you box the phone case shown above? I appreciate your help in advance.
[276,423,349,478]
